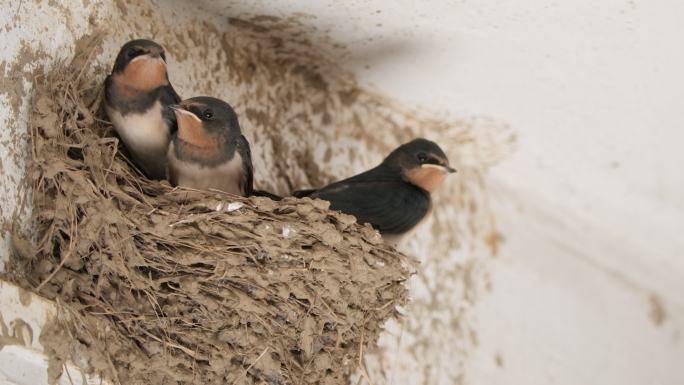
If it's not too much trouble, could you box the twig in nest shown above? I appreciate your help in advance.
[231,347,270,385]
[63,363,75,385]
[357,327,376,385]
[139,328,206,360]
[35,213,77,291]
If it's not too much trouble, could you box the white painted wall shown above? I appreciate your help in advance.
[1,1,682,384]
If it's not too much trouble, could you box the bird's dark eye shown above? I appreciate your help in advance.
[202,109,213,119]
[417,152,428,162]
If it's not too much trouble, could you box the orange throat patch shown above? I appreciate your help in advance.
[405,165,448,193]
[175,110,220,151]
[115,55,168,91]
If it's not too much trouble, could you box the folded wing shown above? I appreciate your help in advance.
[311,178,430,235]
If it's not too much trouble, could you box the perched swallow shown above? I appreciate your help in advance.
[294,138,456,243]
[104,39,181,180]
[167,96,259,197]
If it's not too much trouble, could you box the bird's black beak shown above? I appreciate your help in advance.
[445,165,457,173]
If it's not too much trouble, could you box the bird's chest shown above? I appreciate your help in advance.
[168,145,246,196]
[107,100,169,155]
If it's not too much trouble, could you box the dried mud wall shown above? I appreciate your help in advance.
[0,1,511,384]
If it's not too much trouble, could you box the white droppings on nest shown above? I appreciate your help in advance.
[226,201,244,212]
[281,226,294,238]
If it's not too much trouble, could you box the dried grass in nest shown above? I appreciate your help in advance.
[8,47,412,385]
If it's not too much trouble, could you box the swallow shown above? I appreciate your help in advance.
[293,138,456,243]
[104,39,181,180]
[167,96,260,197]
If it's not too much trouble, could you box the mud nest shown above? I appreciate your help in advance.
[8,50,412,385]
